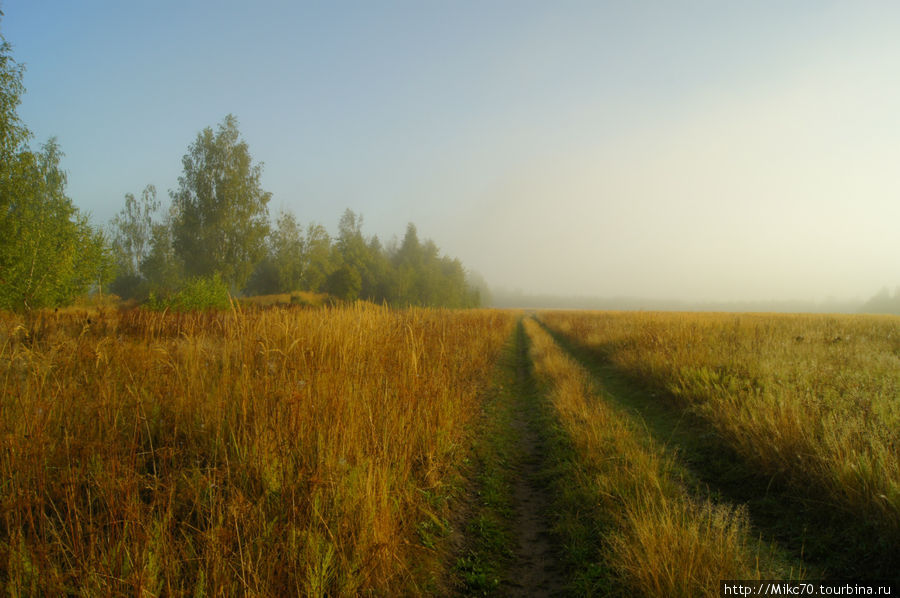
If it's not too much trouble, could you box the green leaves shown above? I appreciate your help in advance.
[146,273,231,311]
[271,209,306,292]
[170,114,271,292]
[0,31,28,161]
[0,26,112,311]
[0,139,112,311]
[107,184,160,300]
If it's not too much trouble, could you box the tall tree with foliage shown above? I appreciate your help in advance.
[331,209,374,300]
[271,208,306,292]
[141,202,183,295]
[170,114,271,291]
[363,235,393,303]
[245,208,306,296]
[391,223,422,305]
[0,20,29,306]
[0,25,113,310]
[302,223,332,292]
[0,21,27,167]
[0,138,113,310]
[334,209,367,269]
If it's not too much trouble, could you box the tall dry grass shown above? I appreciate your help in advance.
[523,318,794,597]
[540,310,900,540]
[0,304,513,596]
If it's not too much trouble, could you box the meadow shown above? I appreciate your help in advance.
[0,304,514,595]
[1,304,897,596]
[523,317,802,596]
[538,310,900,578]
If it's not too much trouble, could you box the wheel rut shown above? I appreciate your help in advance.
[534,316,900,581]
[503,322,565,598]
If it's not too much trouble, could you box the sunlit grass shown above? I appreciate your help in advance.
[539,310,900,540]
[523,318,798,597]
[0,304,514,595]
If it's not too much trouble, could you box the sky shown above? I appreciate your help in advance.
[3,1,900,303]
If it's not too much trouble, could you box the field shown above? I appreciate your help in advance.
[531,311,900,593]
[0,305,514,595]
[1,305,898,596]
[539,312,900,542]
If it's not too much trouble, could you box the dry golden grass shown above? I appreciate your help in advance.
[523,318,796,597]
[238,290,329,309]
[0,304,514,596]
[539,310,900,539]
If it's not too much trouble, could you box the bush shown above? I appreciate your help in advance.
[109,273,149,302]
[324,265,362,302]
[146,274,231,311]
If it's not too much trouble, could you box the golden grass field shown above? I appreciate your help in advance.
[523,317,803,597]
[538,311,900,541]
[0,305,514,595]
[1,305,897,596]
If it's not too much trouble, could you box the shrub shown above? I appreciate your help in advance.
[146,273,231,311]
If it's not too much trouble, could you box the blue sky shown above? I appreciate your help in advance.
[4,1,900,301]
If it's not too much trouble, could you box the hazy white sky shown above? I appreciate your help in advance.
[4,1,899,302]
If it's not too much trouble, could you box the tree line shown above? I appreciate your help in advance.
[0,23,480,311]
[860,287,900,315]
[109,114,481,308]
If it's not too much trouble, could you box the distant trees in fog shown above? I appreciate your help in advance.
[0,28,478,311]
[170,114,272,292]
[0,14,479,312]
[106,116,480,309]
[860,287,900,315]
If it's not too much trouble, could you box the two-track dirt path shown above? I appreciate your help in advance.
[452,320,566,596]
[502,322,566,597]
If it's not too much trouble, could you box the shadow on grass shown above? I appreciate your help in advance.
[536,317,899,582]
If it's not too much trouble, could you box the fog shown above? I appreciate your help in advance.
[7,2,900,306]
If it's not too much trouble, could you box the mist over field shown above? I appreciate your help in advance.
[4,2,900,309]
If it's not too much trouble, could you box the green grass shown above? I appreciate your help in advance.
[451,331,520,596]
[514,320,612,596]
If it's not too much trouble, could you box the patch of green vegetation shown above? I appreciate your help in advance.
[417,507,451,550]
[146,273,232,311]
[450,330,521,595]
[454,552,501,595]
[516,320,614,596]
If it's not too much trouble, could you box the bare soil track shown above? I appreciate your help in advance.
[502,323,566,597]
[453,320,568,597]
